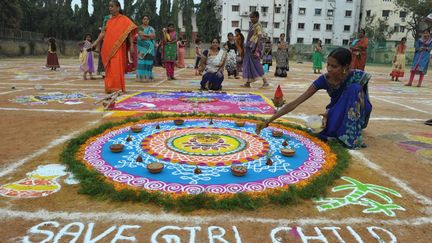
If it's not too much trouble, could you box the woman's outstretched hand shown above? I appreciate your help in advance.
[255,121,269,135]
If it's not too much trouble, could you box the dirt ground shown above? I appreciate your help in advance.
[0,57,431,242]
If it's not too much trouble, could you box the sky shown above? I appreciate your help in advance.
[71,0,200,13]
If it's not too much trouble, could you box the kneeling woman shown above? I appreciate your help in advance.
[259,48,372,149]
[199,38,227,91]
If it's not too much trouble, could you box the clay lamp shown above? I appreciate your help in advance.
[136,155,143,162]
[235,121,245,127]
[109,144,124,153]
[174,119,184,125]
[155,124,161,129]
[147,162,164,174]
[281,148,295,157]
[282,140,288,147]
[230,165,248,177]
[209,118,214,125]
[194,165,202,174]
[272,130,283,137]
[131,125,142,133]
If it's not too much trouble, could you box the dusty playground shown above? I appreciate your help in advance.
[0,57,431,242]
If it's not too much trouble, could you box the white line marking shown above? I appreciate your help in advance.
[350,150,432,206]
[150,68,187,87]
[0,120,100,179]
[0,208,431,225]
[0,88,32,95]
[371,96,431,114]
[0,107,101,114]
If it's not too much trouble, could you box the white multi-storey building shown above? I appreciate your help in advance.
[219,0,290,43]
[360,0,413,43]
[289,0,362,46]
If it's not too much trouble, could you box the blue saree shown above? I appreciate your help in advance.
[137,26,155,81]
[313,70,372,149]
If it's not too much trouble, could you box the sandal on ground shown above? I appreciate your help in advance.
[261,82,270,88]
[240,83,251,88]
[425,119,432,126]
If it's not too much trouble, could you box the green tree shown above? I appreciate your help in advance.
[180,0,194,41]
[0,0,23,29]
[171,0,180,30]
[394,0,432,38]
[363,14,394,43]
[159,0,170,28]
[196,0,220,42]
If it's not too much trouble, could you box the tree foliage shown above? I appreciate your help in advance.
[180,0,194,41]
[363,15,394,43]
[394,0,432,38]
[0,0,23,29]
[196,0,220,42]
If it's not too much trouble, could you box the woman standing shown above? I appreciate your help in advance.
[92,0,137,93]
[275,33,289,77]
[258,48,372,149]
[46,37,60,71]
[235,28,245,73]
[406,30,432,87]
[176,37,186,68]
[350,29,369,71]
[312,39,323,74]
[162,23,178,80]
[241,11,269,88]
[198,38,227,91]
[389,37,407,81]
[79,34,95,80]
[136,15,156,82]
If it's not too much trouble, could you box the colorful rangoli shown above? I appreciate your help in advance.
[10,92,104,105]
[77,117,338,197]
[111,91,275,115]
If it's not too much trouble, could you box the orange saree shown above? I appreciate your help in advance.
[350,37,369,71]
[102,14,137,93]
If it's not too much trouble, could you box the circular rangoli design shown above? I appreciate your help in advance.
[79,118,334,196]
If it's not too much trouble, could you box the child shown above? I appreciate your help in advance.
[194,38,202,75]
[262,39,273,73]
[79,34,95,80]
[225,33,239,78]
[46,37,60,71]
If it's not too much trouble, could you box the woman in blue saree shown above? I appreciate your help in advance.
[406,29,431,87]
[136,15,156,82]
[258,48,372,149]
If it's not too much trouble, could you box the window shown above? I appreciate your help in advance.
[400,11,407,18]
[345,10,352,17]
[232,21,239,28]
[261,7,268,13]
[250,6,257,12]
[312,38,320,43]
[400,26,405,33]
[344,25,351,31]
[347,0,353,2]
[274,22,280,28]
[299,8,306,15]
[275,7,281,13]
[297,38,304,44]
[273,38,280,44]
[326,24,333,31]
[343,39,349,45]
[315,8,322,15]
[313,23,321,30]
[232,5,239,12]
[261,22,268,28]
[327,9,334,16]
[394,23,400,32]
[382,10,390,17]
[298,23,305,29]
[366,10,371,17]
[325,39,332,44]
